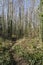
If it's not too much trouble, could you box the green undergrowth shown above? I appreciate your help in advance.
[12,38,43,65]
[0,37,43,65]
[13,45,43,65]
[0,38,12,65]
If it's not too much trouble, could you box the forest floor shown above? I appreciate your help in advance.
[0,37,43,65]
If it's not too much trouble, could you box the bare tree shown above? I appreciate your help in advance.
[28,0,36,38]
[7,0,13,39]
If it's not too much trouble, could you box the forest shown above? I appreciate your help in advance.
[0,0,43,65]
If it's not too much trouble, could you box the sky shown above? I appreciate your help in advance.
[0,0,40,15]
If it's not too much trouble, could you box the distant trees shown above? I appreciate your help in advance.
[0,0,41,40]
